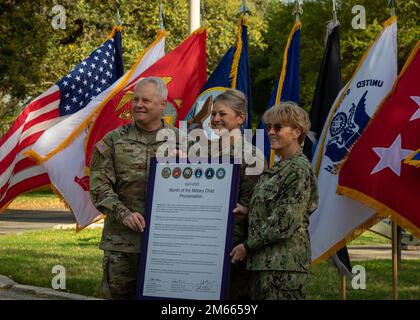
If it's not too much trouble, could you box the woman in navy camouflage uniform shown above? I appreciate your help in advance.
[230,102,318,300]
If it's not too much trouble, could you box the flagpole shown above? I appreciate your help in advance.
[341,275,347,300]
[189,0,200,33]
[397,225,402,270]
[200,1,205,27]
[330,0,348,301]
[387,0,398,301]
[388,0,397,16]
[239,0,251,15]
[392,221,398,299]
[159,3,165,30]
[332,0,338,24]
[116,8,122,26]
[293,0,303,22]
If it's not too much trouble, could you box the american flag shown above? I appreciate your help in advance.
[0,29,123,210]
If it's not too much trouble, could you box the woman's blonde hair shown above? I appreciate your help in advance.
[213,89,248,123]
[262,101,311,144]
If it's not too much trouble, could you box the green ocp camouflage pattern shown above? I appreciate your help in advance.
[207,137,266,245]
[90,121,179,253]
[101,250,139,299]
[214,137,266,300]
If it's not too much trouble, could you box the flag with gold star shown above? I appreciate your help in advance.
[309,17,398,264]
[338,42,420,237]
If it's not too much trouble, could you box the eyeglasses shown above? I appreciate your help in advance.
[265,123,283,132]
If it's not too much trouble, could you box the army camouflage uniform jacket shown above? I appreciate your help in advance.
[223,138,266,245]
[90,121,179,254]
[205,136,266,245]
[245,151,318,273]
[215,136,265,300]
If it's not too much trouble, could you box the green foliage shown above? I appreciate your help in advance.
[0,1,51,117]
[250,0,420,118]
[0,0,419,125]
[0,0,267,119]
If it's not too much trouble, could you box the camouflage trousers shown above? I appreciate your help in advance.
[229,261,252,300]
[250,271,308,300]
[102,250,139,300]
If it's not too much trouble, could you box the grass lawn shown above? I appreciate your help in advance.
[0,229,103,297]
[349,230,390,246]
[308,259,419,300]
[0,228,418,299]
[7,190,67,210]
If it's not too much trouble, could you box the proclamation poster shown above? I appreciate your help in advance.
[137,157,239,300]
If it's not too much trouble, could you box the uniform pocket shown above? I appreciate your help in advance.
[113,143,143,173]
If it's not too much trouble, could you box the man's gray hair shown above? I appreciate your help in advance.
[134,76,168,100]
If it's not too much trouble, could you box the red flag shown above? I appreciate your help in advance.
[338,42,420,237]
[85,28,206,168]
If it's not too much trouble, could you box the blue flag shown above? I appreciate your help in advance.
[186,15,252,133]
[256,21,301,165]
[55,27,124,116]
[406,149,420,168]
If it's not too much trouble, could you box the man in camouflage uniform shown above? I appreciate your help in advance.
[90,77,178,299]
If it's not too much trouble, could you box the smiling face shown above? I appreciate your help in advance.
[266,123,301,152]
[131,82,166,129]
[210,101,245,134]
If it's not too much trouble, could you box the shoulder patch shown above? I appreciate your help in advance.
[95,139,110,156]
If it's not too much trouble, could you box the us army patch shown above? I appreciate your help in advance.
[95,140,110,156]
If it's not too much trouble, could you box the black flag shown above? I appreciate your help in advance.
[303,20,352,275]
[303,21,341,158]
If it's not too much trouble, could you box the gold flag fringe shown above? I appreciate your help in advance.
[50,183,71,210]
[268,20,301,168]
[230,16,249,89]
[404,149,420,168]
[314,16,398,176]
[311,213,382,266]
[107,26,123,40]
[337,186,420,239]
